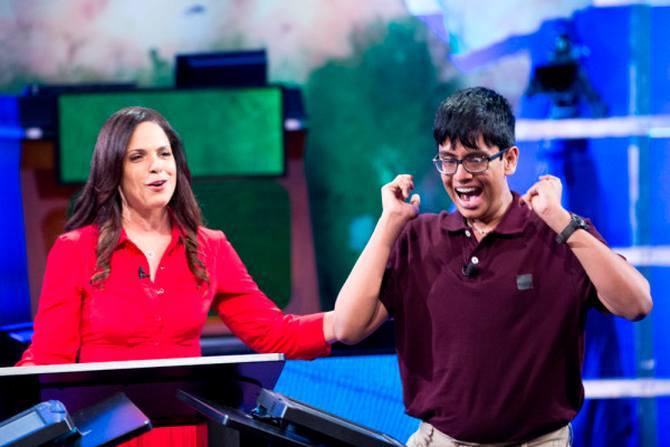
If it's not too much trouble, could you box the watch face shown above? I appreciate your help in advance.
[572,213,588,229]
[556,213,588,244]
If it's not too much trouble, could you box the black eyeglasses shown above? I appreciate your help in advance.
[432,148,510,175]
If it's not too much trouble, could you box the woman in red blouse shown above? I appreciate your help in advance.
[17,106,335,446]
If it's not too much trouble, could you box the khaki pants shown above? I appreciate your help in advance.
[406,422,572,447]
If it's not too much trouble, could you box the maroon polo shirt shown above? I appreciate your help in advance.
[380,193,605,443]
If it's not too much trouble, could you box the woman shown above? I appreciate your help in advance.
[18,106,335,445]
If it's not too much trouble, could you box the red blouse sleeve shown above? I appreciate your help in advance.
[211,231,330,360]
[17,234,85,365]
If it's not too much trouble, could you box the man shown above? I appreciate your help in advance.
[333,87,651,446]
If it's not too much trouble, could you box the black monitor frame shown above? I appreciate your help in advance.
[175,50,267,88]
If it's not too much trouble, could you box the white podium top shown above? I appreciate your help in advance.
[0,353,284,377]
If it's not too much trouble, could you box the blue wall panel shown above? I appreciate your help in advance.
[0,96,31,325]
[649,139,670,245]
[650,8,670,115]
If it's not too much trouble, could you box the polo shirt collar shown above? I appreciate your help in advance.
[442,191,529,236]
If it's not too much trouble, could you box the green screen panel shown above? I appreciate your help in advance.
[58,87,284,183]
[193,179,291,309]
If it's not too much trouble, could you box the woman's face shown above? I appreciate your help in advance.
[120,121,177,216]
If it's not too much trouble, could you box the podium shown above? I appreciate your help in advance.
[0,354,285,446]
[0,355,404,446]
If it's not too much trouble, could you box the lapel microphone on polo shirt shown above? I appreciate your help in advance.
[462,261,479,278]
[138,266,150,280]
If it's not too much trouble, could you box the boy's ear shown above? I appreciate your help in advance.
[504,146,519,176]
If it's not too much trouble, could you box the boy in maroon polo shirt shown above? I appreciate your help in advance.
[333,87,652,446]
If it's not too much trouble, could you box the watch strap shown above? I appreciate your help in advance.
[555,213,589,244]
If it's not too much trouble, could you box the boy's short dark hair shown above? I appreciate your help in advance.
[433,87,515,150]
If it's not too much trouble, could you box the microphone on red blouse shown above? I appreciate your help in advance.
[138,266,149,280]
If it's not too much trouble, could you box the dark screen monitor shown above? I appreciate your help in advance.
[57,86,285,183]
[0,400,76,447]
[532,61,578,93]
[175,50,267,88]
[71,393,152,447]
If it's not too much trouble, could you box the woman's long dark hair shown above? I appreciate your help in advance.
[66,106,208,286]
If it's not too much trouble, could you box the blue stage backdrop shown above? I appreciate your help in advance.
[0,96,31,326]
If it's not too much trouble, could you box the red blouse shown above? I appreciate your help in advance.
[19,223,330,365]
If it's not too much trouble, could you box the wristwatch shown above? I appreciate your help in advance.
[555,212,589,244]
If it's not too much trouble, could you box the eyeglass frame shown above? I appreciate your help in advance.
[432,147,511,175]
